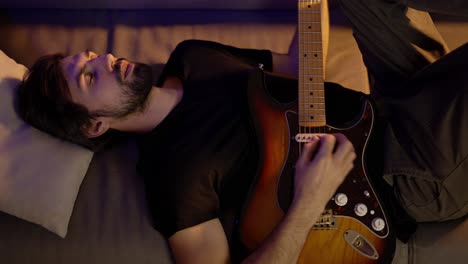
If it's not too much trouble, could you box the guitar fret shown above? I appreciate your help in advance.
[300,118,326,122]
[299,11,321,14]
[300,117,326,120]
[300,32,321,34]
[299,96,325,98]
[300,67,323,69]
[300,58,322,61]
[299,74,323,77]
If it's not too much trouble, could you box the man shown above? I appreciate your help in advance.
[15,0,468,263]
[17,21,356,264]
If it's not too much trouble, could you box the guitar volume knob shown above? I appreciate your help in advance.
[334,193,348,206]
[372,218,386,231]
[354,203,368,217]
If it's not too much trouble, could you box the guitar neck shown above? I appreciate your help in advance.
[298,0,326,129]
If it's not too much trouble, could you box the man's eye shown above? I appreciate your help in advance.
[87,51,98,60]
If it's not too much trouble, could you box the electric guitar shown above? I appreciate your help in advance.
[239,0,395,263]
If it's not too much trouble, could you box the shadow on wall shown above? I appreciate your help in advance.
[0,9,297,26]
[0,8,296,67]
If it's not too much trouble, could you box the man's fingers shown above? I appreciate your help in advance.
[345,149,357,165]
[297,133,355,168]
[298,136,320,166]
[314,134,336,160]
[333,133,355,162]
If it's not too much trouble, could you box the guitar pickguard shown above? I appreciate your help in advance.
[277,99,390,238]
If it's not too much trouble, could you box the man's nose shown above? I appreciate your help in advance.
[104,54,116,72]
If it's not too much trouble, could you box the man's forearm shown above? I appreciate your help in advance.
[241,202,324,264]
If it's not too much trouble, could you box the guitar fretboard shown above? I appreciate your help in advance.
[298,0,325,129]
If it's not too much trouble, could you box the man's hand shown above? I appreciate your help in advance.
[293,134,356,216]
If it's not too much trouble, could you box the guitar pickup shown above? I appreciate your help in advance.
[295,133,328,143]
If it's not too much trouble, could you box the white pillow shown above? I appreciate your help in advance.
[0,50,93,238]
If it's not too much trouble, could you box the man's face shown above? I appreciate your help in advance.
[60,51,153,118]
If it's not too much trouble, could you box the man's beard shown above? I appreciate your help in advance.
[92,59,154,119]
[115,60,154,117]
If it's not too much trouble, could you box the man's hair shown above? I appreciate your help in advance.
[16,54,109,151]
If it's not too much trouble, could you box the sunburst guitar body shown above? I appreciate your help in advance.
[238,0,395,263]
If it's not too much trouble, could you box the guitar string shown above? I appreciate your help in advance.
[299,0,323,152]
[299,0,323,154]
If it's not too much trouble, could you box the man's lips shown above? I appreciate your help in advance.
[116,60,134,81]
[125,62,134,80]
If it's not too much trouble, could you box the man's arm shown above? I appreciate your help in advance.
[272,0,329,78]
[169,201,321,264]
[168,200,319,264]
[169,219,230,264]
[169,134,355,264]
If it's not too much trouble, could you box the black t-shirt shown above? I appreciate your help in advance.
[137,40,273,243]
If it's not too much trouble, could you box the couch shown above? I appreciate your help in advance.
[0,0,467,263]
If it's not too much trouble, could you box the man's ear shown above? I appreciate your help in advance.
[85,119,110,138]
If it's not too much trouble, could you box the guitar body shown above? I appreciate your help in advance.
[239,71,395,263]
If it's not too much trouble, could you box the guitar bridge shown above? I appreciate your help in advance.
[312,209,337,230]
